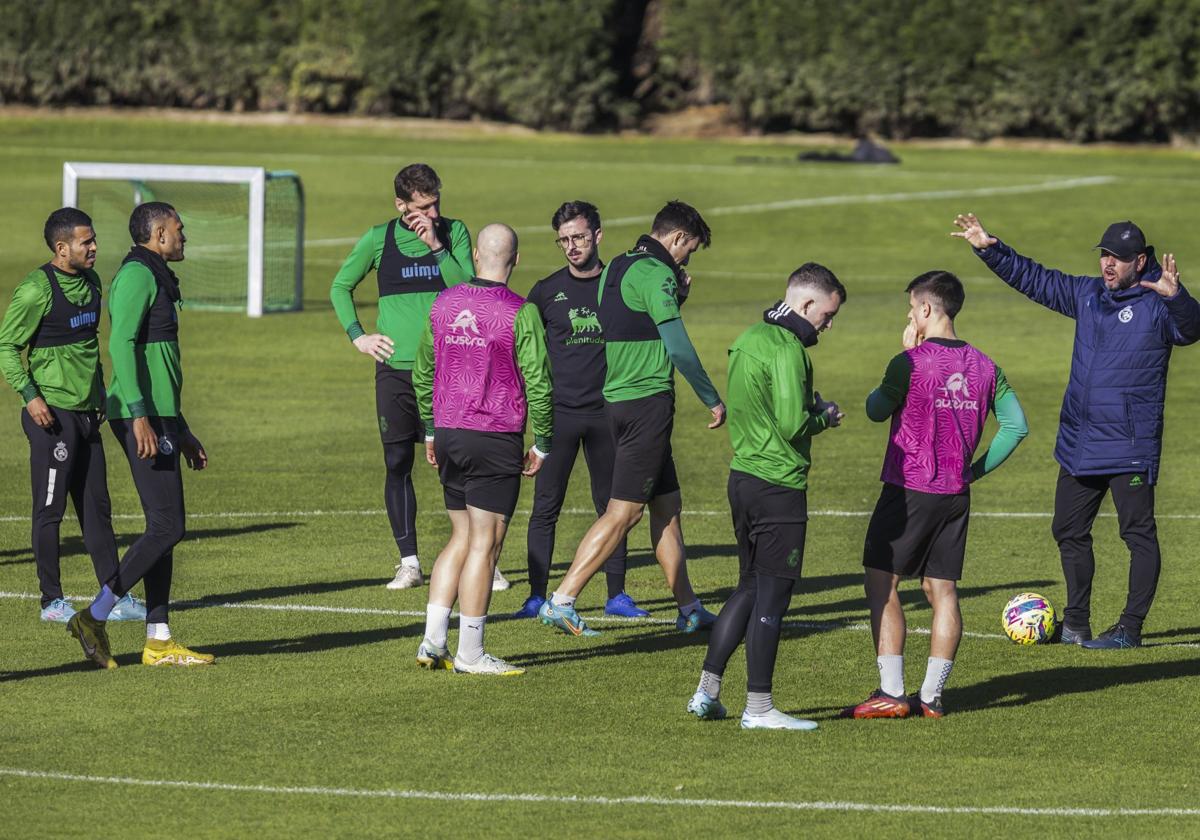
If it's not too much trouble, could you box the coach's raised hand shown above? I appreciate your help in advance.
[951,213,997,250]
[1142,252,1181,298]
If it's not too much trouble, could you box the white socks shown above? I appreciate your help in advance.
[146,622,171,641]
[920,657,954,704]
[456,614,486,665]
[697,670,722,699]
[745,692,774,716]
[877,654,905,697]
[424,604,452,649]
[400,555,420,571]
[550,591,576,609]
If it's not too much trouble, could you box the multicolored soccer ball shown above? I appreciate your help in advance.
[1002,592,1058,644]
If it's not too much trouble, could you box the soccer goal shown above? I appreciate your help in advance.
[62,162,304,316]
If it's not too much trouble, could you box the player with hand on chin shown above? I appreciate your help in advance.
[843,271,1027,718]
[331,164,475,593]
[412,224,553,676]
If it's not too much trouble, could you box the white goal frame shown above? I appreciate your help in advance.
[62,162,301,317]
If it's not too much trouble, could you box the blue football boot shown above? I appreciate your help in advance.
[513,595,546,619]
[676,604,718,633]
[604,592,650,618]
[108,593,148,622]
[538,599,600,637]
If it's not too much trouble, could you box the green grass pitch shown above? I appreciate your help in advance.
[1,113,1199,838]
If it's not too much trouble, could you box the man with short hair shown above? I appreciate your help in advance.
[331,163,479,591]
[843,271,1027,718]
[688,263,846,731]
[413,223,553,675]
[0,208,143,624]
[517,200,645,620]
[68,201,212,669]
[540,200,725,638]
[953,214,1200,649]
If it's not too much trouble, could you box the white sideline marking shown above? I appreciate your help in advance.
[0,590,998,637]
[10,506,1200,524]
[1,767,1196,818]
[5,590,1198,647]
[303,176,1117,247]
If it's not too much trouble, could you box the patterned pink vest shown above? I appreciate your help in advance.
[881,341,997,494]
[430,282,527,433]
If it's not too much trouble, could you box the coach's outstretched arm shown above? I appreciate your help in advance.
[1144,253,1200,345]
[656,317,725,428]
[952,213,1091,317]
[970,370,1028,482]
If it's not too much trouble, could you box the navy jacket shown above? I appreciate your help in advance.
[977,240,1200,483]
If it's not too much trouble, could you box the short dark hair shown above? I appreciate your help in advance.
[907,270,965,319]
[394,163,442,201]
[651,200,711,248]
[787,262,846,302]
[551,200,601,232]
[43,207,93,251]
[129,202,178,245]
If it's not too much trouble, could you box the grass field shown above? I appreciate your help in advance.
[2,112,1200,838]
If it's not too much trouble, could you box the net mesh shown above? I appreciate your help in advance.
[74,172,302,312]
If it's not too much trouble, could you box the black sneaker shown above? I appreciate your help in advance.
[1080,623,1141,649]
[1054,623,1092,645]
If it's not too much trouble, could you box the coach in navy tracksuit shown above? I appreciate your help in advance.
[953,214,1200,649]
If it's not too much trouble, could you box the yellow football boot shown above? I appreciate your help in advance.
[142,639,215,667]
[66,610,117,670]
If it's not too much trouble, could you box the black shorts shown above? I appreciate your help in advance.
[435,429,523,517]
[862,482,970,581]
[728,470,808,581]
[375,365,422,444]
[607,392,680,503]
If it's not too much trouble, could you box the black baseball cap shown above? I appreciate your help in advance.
[1094,221,1147,261]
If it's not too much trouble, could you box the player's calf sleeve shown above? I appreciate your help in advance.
[745,574,794,694]
[701,581,757,677]
[383,441,418,555]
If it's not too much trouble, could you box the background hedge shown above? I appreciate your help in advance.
[3,0,1199,141]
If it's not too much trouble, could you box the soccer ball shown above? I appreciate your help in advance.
[1002,592,1058,644]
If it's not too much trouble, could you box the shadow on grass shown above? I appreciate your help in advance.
[949,656,1200,712]
[173,576,389,610]
[1143,626,1200,644]
[794,578,1058,618]
[0,622,426,683]
[0,521,302,566]
[506,626,708,668]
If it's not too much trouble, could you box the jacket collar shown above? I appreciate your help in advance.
[633,235,684,280]
[764,300,818,347]
[122,245,181,303]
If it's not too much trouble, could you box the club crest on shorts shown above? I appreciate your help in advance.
[53,441,68,462]
[1119,305,1133,323]
[158,436,174,455]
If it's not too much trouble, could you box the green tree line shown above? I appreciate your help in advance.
[2,0,1197,141]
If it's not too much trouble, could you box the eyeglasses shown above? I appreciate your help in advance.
[555,232,593,249]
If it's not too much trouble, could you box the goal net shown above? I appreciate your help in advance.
[62,162,304,316]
